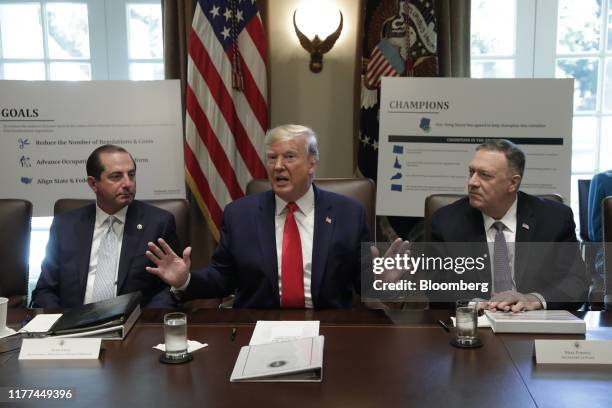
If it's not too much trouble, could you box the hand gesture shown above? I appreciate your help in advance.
[145,238,191,288]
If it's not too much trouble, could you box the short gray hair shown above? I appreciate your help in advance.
[264,124,319,161]
[475,139,525,178]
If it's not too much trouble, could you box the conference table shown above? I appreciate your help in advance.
[1,308,611,407]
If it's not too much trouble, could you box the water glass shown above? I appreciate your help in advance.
[0,297,7,335]
[163,312,188,360]
[455,299,479,346]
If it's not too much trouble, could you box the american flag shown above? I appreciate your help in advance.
[185,0,268,240]
[364,43,401,89]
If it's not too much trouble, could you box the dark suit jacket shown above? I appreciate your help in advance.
[430,191,588,309]
[32,200,180,308]
[184,185,369,308]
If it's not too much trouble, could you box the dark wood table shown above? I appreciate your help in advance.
[1,308,610,407]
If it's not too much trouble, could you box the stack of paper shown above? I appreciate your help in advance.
[485,310,586,334]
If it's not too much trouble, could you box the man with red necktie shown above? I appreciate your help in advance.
[146,124,369,308]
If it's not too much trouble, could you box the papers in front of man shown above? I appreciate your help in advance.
[230,336,324,382]
[20,292,142,340]
[485,310,586,334]
[248,320,320,345]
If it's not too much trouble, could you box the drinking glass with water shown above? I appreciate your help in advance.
[163,312,188,360]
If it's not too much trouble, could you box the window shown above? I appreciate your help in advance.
[471,0,611,231]
[0,0,163,80]
[0,0,163,299]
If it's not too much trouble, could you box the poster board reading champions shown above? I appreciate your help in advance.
[376,78,573,217]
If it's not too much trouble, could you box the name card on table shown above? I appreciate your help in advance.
[18,338,101,360]
[535,340,612,364]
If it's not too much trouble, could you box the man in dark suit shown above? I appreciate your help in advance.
[430,140,588,311]
[146,124,368,308]
[32,145,179,308]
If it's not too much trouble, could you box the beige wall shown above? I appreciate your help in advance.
[267,0,360,177]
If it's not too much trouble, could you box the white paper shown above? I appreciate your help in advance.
[19,314,62,335]
[451,315,491,328]
[18,338,101,360]
[0,327,16,339]
[249,321,320,345]
[153,340,208,353]
[535,340,612,364]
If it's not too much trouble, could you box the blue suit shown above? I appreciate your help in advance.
[184,185,369,308]
[32,200,179,308]
[588,170,612,242]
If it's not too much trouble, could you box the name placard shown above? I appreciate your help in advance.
[18,338,101,360]
[535,339,612,364]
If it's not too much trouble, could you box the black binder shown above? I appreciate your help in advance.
[49,292,142,336]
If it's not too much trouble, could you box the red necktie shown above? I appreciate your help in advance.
[281,202,304,308]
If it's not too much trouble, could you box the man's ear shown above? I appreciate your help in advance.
[509,174,521,193]
[308,156,318,176]
[87,176,98,193]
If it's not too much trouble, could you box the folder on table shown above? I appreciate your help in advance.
[230,336,324,382]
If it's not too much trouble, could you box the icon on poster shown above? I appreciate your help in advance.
[20,177,33,184]
[419,117,431,132]
[20,156,32,167]
[18,138,30,149]
[393,157,402,169]
[391,184,402,192]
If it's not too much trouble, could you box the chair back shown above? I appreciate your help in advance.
[246,178,376,240]
[54,199,190,247]
[423,194,464,241]
[423,193,564,241]
[0,199,32,306]
[603,197,612,304]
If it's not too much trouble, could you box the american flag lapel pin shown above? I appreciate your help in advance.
[522,223,529,230]
[325,216,332,224]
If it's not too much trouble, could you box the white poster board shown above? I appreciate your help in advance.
[376,78,573,216]
[0,80,185,216]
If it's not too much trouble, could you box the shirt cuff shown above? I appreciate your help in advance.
[529,292,547,309]
[171,273,191,292]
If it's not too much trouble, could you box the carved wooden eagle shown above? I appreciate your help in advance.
[293,10,343,73]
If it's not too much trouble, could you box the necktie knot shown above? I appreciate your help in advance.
[286,202,299,214]
[492,221,505,232]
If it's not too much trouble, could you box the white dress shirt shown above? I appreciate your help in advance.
[275,185,315,308]
[83,204,127,304]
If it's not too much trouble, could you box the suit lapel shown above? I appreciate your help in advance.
[77,205,96,302]
[256,191,280,299]
[311,186,333,306]
[514,193,534,287]
[117,203,142,294]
